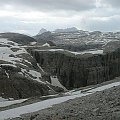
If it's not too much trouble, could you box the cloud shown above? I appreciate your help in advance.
[101,0,120,8]
[0,0,119,35]
[0,0,96,12]
[80,15,120,32]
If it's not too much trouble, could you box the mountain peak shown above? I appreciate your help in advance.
[38,28,48,35]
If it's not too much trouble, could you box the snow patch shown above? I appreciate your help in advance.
[0,99,27,108]
[21,68,45,84]
[0,97,8,102]
[36,49,103,55]
[50,76,67,91]
[70,50,103,55]
[37,63,44,73]
[30,42,37,45]
[42,43,50,47]
[5,70,9,78]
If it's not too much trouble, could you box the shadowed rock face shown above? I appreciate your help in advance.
[30,48,120,89]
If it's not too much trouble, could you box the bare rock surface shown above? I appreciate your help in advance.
[11,84,120,120]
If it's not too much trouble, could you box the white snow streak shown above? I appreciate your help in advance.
[0,99,27,108]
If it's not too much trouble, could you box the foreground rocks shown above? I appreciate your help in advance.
[12,84,120,120]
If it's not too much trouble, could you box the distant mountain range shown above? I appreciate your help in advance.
[54,27,79,33]
[38,27,79,35]
[34,28,120,52]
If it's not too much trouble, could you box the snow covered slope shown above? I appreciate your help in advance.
[0,34,65,100]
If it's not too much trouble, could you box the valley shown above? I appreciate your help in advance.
[0,28,120,119]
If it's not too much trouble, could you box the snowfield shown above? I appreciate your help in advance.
[0,38,28,65]
[0,97,8,102]
[0,81,120,120]
[0,99,27,108]
[70,49,103,55]
[50,76,67,91]
[36,49,103,55]
[0,37,48,85]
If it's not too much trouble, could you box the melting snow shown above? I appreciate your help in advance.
[37,63,44,72]
[0,97,8,102]
[5,70,9,78]
[36,49,64,52]
[0,38,27,64]
[50,76,67,91]
[42,43,50,47]
[0,99,27,108]
[70,50,103,55]
[21,68,44,84]
[30,42,37,45]
[36,49,103,55]
[28,70,42,79]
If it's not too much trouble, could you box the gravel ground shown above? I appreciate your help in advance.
[10,84,120,120]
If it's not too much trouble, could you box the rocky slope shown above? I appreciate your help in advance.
[11,82,120,120]
[0,33,64,100]
[2,77,120,120]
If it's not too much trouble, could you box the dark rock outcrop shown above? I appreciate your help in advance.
[30,48,120,89]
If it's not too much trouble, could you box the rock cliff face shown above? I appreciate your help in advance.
[30,48,120,89]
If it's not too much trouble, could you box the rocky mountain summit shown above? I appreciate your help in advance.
[38,28,48,35]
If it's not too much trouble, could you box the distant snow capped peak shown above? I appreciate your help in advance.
[38,28,48,35]
[54,27,79,33]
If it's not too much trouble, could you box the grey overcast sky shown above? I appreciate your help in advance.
[0,0,120,35]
